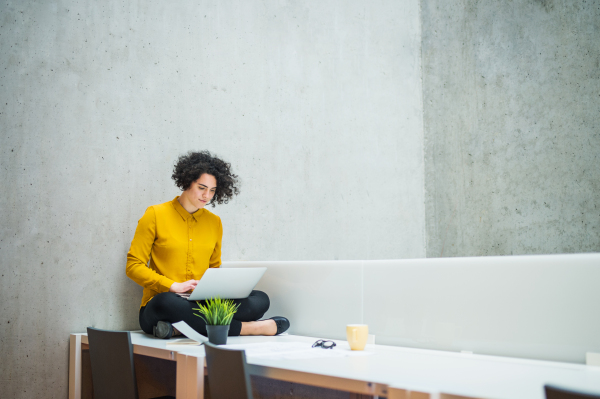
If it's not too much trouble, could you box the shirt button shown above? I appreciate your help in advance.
[190,239,192,241]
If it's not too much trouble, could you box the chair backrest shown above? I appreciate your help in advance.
[545,385,600,399]
[204,342,253,399]
[87,327,138,399]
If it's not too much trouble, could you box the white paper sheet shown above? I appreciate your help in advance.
[225,342,372,360]
[171,321,208,344]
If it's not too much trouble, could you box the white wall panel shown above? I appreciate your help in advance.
[228,254,600,364]
[363,254,600,363]
[224,261,363,340]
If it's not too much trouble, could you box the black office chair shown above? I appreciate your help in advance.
[545,385,600,399]
[87,327,175,399]
[204,342,254,399]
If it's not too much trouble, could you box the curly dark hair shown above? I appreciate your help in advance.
[171,151,240,207]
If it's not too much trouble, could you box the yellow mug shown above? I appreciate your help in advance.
[346,324,368,351]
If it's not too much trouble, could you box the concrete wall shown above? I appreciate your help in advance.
[422,0,600,257]
[0,0,424,397]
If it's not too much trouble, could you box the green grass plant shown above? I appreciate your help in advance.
[193,297,240,326]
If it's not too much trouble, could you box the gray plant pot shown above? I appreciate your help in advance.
[206,324,230,345]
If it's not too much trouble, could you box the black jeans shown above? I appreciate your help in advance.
[139,290,270,337]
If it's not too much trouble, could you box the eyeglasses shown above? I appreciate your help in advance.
[312,340,336,349]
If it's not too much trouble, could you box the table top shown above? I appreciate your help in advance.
[75,331,600,399]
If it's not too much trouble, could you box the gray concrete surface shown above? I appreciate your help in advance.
[422,0,600,257]
[0,0,424,397]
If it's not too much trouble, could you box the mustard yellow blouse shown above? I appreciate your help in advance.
[126,197,222,307]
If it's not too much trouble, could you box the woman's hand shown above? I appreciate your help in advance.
[169,279,198,293]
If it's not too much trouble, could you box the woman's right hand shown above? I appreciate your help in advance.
[169,279,198,293]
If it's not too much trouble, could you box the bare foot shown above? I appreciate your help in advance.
[240,319,277,336]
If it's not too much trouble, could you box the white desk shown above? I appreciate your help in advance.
[69,332,600,399]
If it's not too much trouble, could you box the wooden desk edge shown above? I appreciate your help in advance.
[247,362,387,396]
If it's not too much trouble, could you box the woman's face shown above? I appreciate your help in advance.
[184,173,217,210]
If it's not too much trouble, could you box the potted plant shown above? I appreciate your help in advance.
[193,297,240,345]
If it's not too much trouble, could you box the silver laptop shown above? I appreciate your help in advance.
[186,267,267,301]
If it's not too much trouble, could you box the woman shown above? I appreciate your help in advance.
[126,151,289,338]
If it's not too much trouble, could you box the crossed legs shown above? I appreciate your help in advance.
[139,290,275,336]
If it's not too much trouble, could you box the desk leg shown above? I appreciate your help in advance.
[176,353,204,399]
[186,355,204,399]
[69,334,82,399]
[176,353,187,399]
